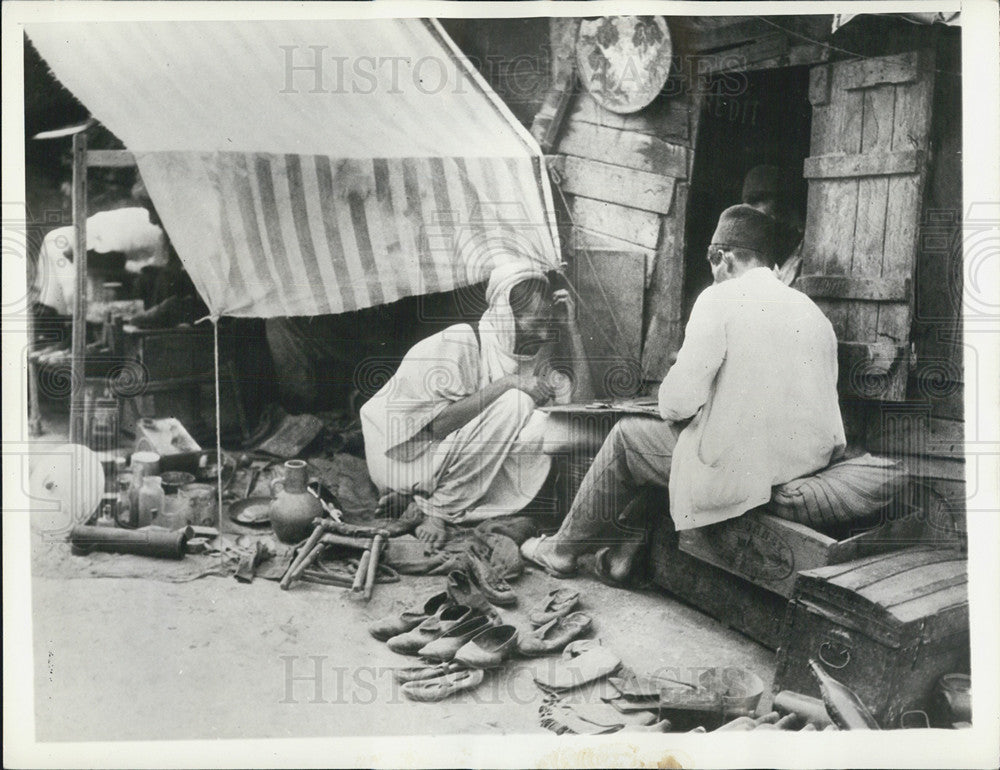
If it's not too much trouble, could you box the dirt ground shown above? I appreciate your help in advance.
[31,562,775,742]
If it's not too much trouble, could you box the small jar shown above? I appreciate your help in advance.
[137,475,165,528]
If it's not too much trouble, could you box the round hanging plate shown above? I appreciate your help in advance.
[576,16,673,114]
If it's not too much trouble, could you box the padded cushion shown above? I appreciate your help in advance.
[769,454,907,529]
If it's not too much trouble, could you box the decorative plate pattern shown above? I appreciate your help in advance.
[576,16,673,114]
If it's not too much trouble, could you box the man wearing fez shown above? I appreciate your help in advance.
[521,205,845,583]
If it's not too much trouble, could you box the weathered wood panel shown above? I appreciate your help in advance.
[568,196,662,251]
[571,249,646,399]
[802,51,934,401]
[641,182,688,381]
[803,149,923,179]
[558,121,688,178]
[554,155,676,216]
[841,50,920,90]
[568,92,691,142]
[796,275,910,302]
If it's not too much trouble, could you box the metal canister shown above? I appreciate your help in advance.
[932,673,971,726]
[180,483,218,527]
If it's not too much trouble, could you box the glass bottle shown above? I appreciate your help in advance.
[808,659,880,730]
[137,475,165,528]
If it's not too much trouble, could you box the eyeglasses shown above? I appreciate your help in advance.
[706,246,729,266]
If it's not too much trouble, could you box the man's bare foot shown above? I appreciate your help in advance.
[415,515,449,550]
[593,540,643,586]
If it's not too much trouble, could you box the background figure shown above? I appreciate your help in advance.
[740,164,805,285]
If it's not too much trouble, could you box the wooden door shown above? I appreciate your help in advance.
[800,50,935,401]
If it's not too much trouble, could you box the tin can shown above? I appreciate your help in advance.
[180,483,218,527]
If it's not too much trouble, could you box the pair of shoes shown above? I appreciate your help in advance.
[401,669,485,702]
[528,588,580,627]
[517,612,592,657]
[419,613,500,662]
[386,605,472,655]
[368,591,452,641]
[520,535,575,578]
[453,624,519,669]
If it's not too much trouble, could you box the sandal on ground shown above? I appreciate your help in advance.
[532,639,621,693]
[517,612,592,657]
[528,588,580,627]
[401,668,485,702]
[519,535,575,579]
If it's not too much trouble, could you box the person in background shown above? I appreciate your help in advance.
[520,205,845,584]
[740,164,804,286]
[32,206,168,317]
[129,177,207,326]
[360,261,594,549]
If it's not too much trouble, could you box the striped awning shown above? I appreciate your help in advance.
[27,19,560,318]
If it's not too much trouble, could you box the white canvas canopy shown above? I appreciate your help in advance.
[28,19,561,318]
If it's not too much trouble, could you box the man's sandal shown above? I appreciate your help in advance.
[520,535,575,579]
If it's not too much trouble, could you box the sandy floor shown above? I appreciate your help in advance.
[31,562,775,742]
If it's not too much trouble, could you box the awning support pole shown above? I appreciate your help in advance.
[69,131,88,444]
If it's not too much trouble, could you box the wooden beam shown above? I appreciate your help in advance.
[697,33,789,75]
[569,92,690,142]
[554,155,675,216]
[85,150,137,168]
[804,150,924,179]
[685,17,776,52]
[867,414,964,459]
[69,133,88,444]
[558,121,688,178]
[841,51,920,90]
[796,275,911,302]
[809,64,832,106]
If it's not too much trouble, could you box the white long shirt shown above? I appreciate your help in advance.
[658,267,845,530]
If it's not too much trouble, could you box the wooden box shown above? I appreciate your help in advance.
[772,547,969,728]
[649,522,788,650]
[678,505,928,599]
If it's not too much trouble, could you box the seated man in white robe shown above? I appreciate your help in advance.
[360,261,593,548]
[521,205,846,582]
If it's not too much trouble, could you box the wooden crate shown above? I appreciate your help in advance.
[678,504,929,599]
[773,547,969,728]
[649,522,789,650]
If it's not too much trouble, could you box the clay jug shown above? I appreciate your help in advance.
[269,460,321,543]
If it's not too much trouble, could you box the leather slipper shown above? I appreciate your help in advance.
[517,612,592,657]
[453,624,519,669]
[418,614,498,662]
[368,591,452,641]
[520,535,575,579]
[528,588,580,627]
[401,669,485,702]
[532,639,621,693]
[386,604,472,655]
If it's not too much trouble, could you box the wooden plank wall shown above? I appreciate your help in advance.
[543,18,696,386]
